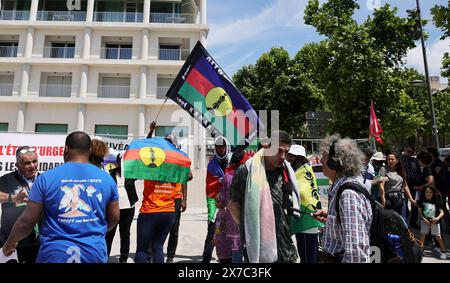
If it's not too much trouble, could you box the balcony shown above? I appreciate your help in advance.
[0,46,18,57]
[150,13,195,24]
[157,86,169,99]
[0,84,13,96]
[37,11,86,21]
[0,10,30,20]
[94,12,143,22]
[159,49,190,61]
[39,85,72,97]
[101,47,132,60]
[43,46,75,58]
[98,85,130,98]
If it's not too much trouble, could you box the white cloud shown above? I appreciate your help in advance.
[406,38,450,80]
[223,51,257,76]
[208,0,308,48]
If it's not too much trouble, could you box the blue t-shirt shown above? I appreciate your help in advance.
[29,162,118,263]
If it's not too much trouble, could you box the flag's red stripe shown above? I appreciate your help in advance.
[186,68,213,97]
[124,149,191,168]
[186,68,254,136]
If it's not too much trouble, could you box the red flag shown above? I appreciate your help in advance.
[369,101,384,145]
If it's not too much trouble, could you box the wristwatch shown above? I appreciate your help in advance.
[8,193,12,203]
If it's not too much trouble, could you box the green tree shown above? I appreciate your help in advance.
[304,0,423,140]
[432,1,450,78]
[233,47,325,137]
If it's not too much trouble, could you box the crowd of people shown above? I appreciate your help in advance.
[0,126,449,263]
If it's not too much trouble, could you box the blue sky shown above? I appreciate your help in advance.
[207,0,449,83]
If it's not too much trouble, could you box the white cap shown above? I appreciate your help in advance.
[372,152,385,161]
[288,144,306,157]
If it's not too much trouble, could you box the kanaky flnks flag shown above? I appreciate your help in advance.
[369,101,384,145]
[123,137,191,184]
[165,41,263,151]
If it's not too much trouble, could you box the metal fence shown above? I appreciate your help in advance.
[101,47,133,60]
[43,46,75,58]
[98,85,130,98]
[39,85,72,97]
[0,84,13,96]
[94,12,143,22]
[37,11,86,21]
[0,10,29,20]
[150,13,196,24]
[158,49,190,61]
[0,46,17,57]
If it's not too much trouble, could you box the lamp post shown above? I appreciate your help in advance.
[415,0,439,150]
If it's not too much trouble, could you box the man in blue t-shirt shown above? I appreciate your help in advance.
[2,131,120,263]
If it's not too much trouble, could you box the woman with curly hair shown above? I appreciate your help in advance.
[89,139,109,170]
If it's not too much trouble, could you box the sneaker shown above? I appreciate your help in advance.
[440,252,447,260]
[166,257,174,263]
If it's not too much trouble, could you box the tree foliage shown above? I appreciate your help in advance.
[233,47,325,137]
[432,1,450,79]
[303,0,424,139]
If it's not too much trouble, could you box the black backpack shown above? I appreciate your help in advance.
[336,182,423,263]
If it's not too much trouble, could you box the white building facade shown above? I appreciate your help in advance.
[0,0,209,168]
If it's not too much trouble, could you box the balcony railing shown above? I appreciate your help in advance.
[98,85,130,98]
[101,47,132,59]
[0,10,30,20]
[39,85,72,97]
[0,84,13,96]
[150,13,196,24]
[159,49,190,61]
[43,46,75,58]
[94,12,143,22]
[37,11,86,21]
[0,46,18,57]
[157,86,170,99]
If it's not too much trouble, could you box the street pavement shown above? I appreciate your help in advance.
[109,169,450,263]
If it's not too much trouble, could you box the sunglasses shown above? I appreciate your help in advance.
[19,148,36,155]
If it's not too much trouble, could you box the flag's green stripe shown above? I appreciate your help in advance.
[317,178,329,186]
[124,160,190,183]
[179,83,245,143]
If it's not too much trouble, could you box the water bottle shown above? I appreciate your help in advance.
[387,234,404,260]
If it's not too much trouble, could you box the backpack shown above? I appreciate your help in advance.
[336,182,423,263]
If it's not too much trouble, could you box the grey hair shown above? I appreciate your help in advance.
[320,134,365,177]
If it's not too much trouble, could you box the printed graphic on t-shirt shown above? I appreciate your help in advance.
[57,180,102,222]
[423,202,436,220]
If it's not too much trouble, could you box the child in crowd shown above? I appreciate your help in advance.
[418,184,447,260]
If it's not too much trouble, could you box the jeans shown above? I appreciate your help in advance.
[166,198,182,259]
[201,220,216,263]
[295,233,319,263]
[106,207,135,262]
[231,249,243,263]
[135,212,175,263]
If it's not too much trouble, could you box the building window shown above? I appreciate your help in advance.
[0,122,8,132]
[155,126,188,138]
[95,125,128,139]
[35,123,68,133]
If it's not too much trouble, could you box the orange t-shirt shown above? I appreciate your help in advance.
[140,180,181,214]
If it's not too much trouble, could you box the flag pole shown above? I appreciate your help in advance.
[154,97,169,123]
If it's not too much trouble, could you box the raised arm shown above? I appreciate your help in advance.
[146,121,157,138]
